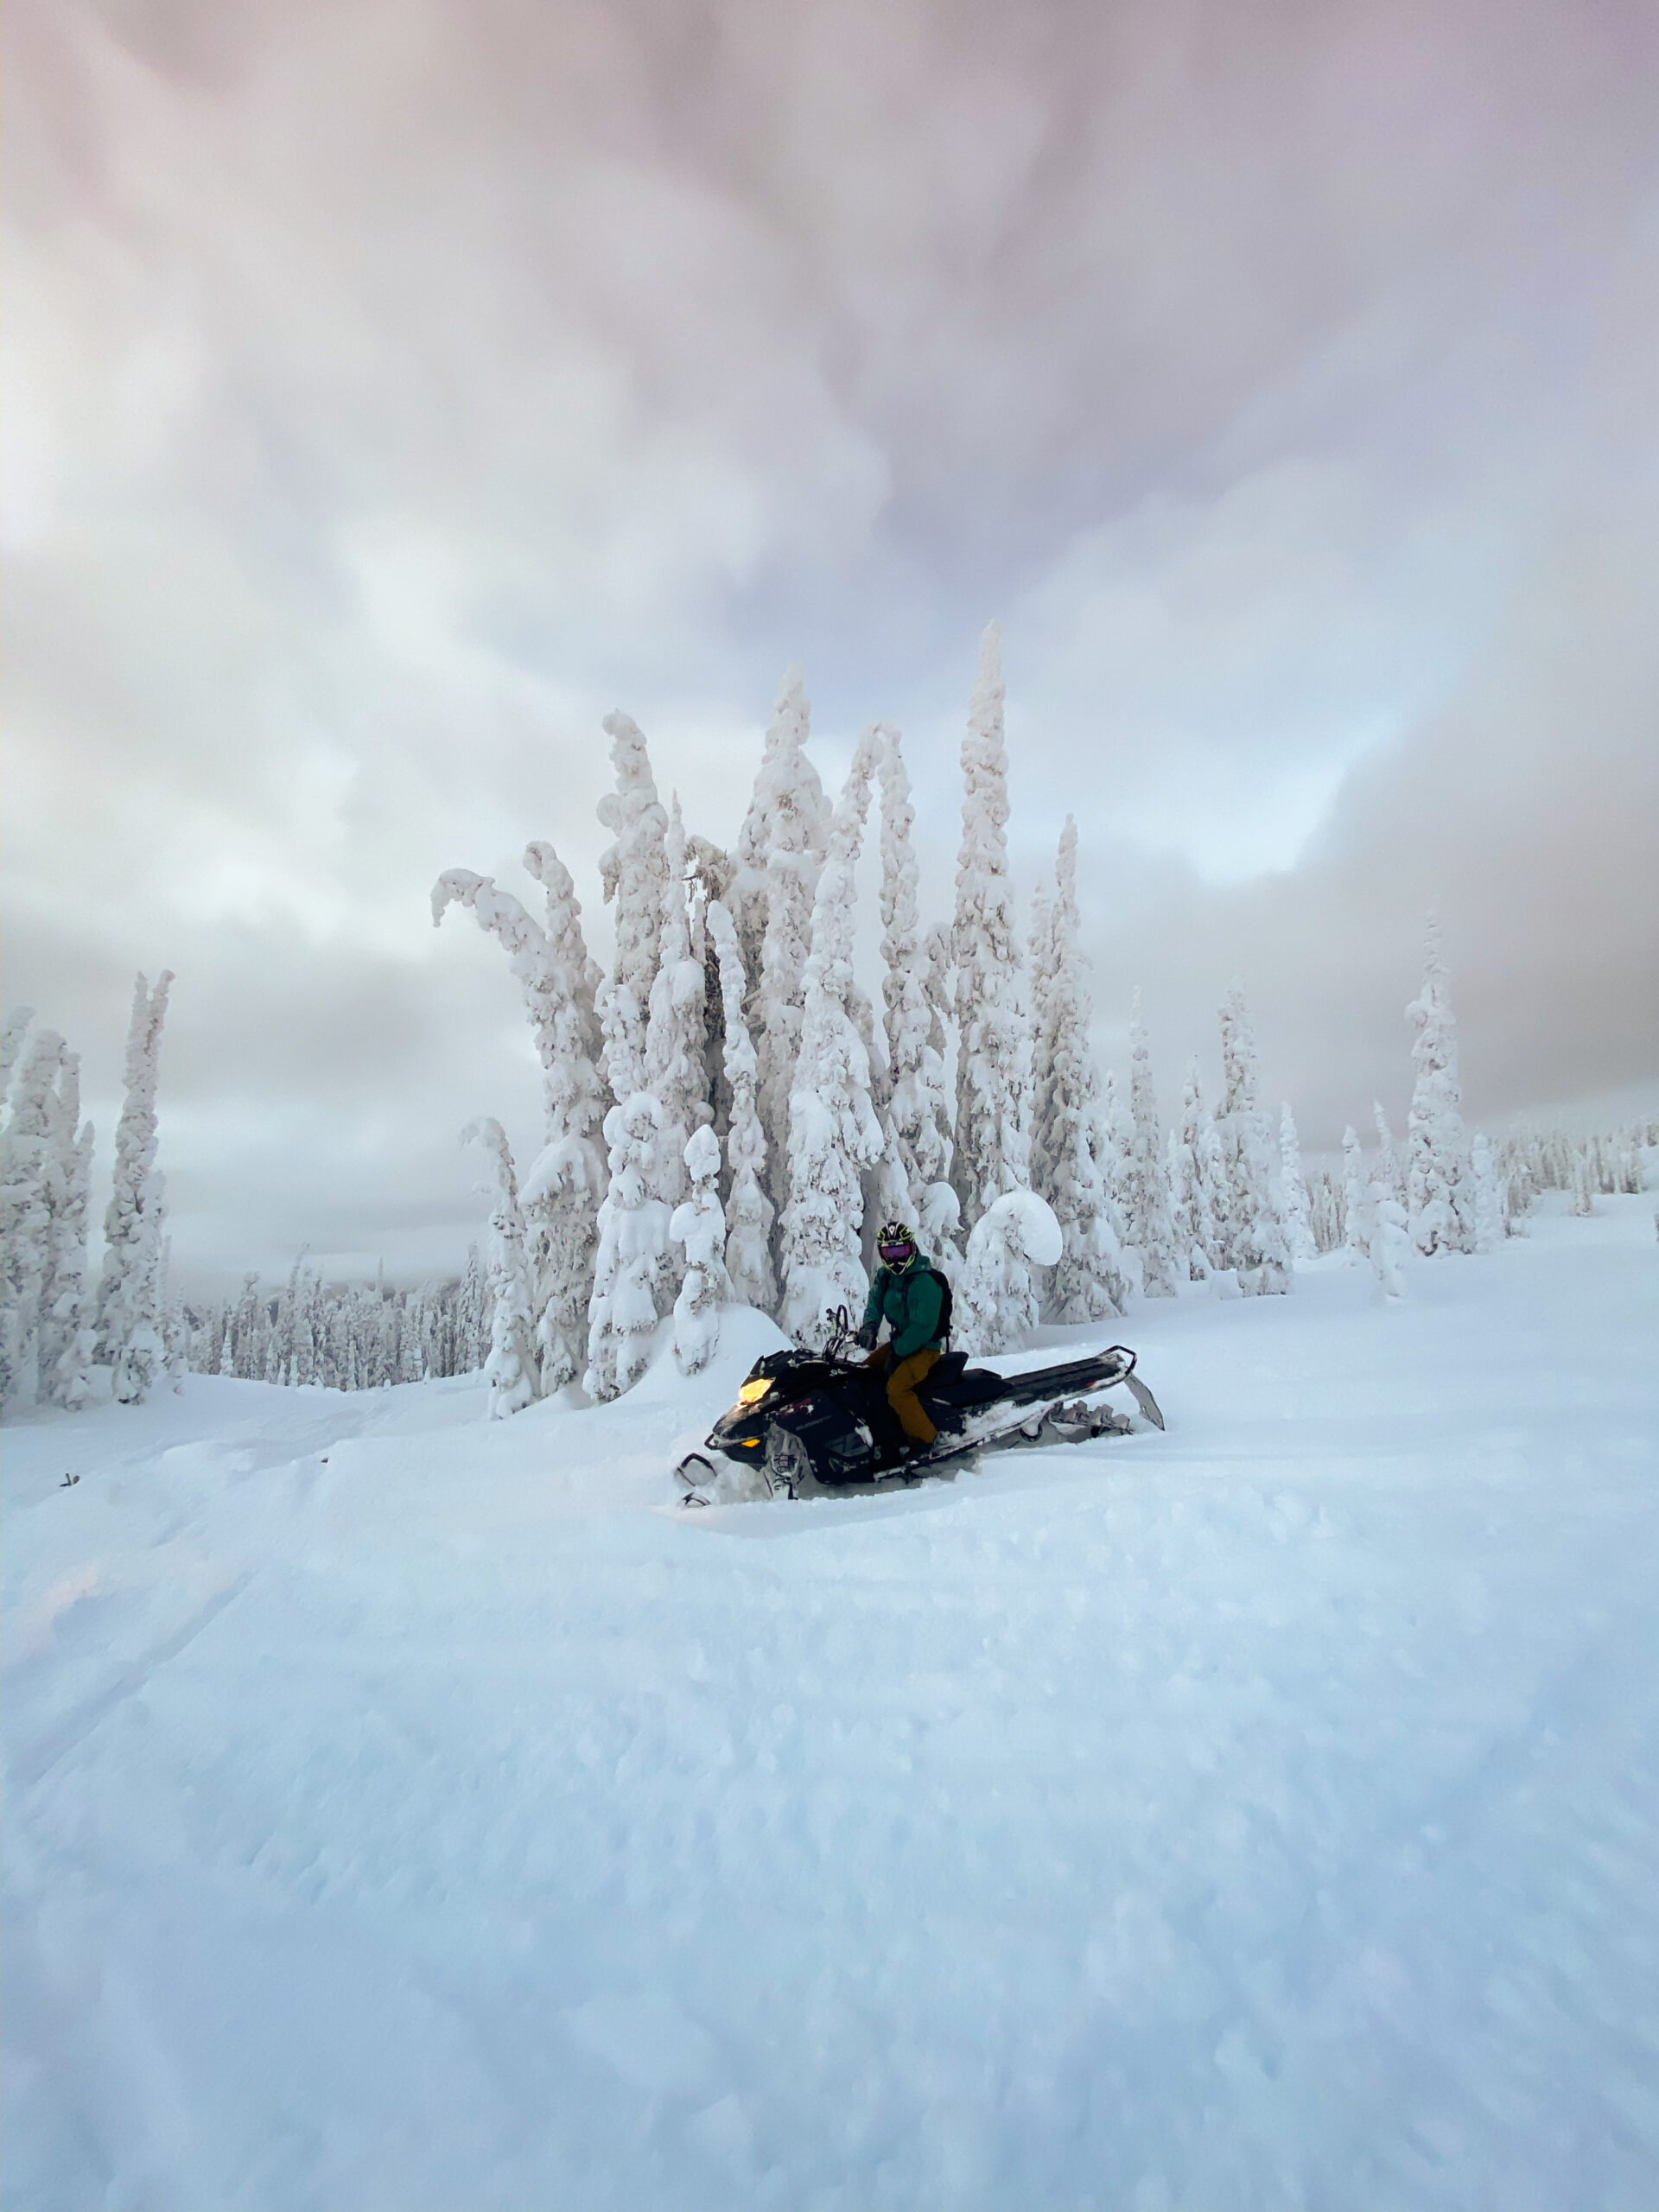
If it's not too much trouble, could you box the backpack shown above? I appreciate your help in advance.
[926,1265,954,1346]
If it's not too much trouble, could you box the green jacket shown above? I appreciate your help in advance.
[860,1255,946,1362]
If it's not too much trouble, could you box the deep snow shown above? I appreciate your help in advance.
[3,1198,1656,2211]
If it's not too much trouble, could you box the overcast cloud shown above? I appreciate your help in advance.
[3,0,1656,1288]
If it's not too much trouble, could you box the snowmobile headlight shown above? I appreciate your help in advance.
[737,1377,772,1406]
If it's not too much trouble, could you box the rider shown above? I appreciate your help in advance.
[857,1220,947,1452]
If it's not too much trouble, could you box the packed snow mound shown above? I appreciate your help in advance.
[3,1202,1657,2212]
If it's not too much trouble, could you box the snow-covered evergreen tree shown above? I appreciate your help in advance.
[1372,1102,1406,1205]
[753,671,831,1216]
[1471,1132,1503,1253]
[0,1027,62,1408]
[463,1118,541,1418]
[874,727,957,1245]
[1029,819,1128,1320]
[112,1171,168,1405]
[44,1051,96,1410]
[594,711,671,1102]
[670,1124,729,1374]
[1406,918,1477,1257]
[1,1007,34,1109]
[704,898,775,1312]
[1341,1126,1372,1265]
[779,728,886,1348]
[1370,1181,1409,1299]
[953,623,1032,1223]
[956,1189,1063,1355]
[585,1092,671,1399]
[1168,1061,1223,1281]
[1279,1103,1313,1264]
[1125,993,1179,1296]
[1215,982,1291,1295]
[644,796,710,1217]
[435,844,607,1394]
[94,970,174,1385]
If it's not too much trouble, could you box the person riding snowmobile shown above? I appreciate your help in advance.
[857,1221,949,1452]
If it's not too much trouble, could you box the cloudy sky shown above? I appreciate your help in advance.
[4,0,1656,1288]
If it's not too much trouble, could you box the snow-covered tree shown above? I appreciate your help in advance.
[779,728,886,1348]
[1030,819,1129,1320]
[1471,1132,1503,1252]
[594,711,671,1102]
[953,623,1032,1223]
[874,727,957,1245]
[1405,918,1477,1257]
[0,1027,62,1408]
[43,1051,96,1409]
[1168,1061,1223,1281]
[1370,1181,1409,1299]
[671,1124,729,1374]
[1372,1103,1406,1206]
[1125,993,1179,1296]
[753,671,832,1215]
[435,844,607,1394]
[94,970,174,1388]
[112,1172,168,1405]
[1341,1126,1372,1265]
[1279,1103,1313,1264]
[704,898,775,1312]
[644,796,711,1217]
[463,1118,541,1418]
[956,1189,1063,1355]
[1215,982,1291,1296]
[1,1006,34,1109]
[585,1092,671,1399]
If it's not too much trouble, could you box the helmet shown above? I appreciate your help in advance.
[876,1219,917,1268]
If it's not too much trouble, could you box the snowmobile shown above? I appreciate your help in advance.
[673,1309,1164,1506]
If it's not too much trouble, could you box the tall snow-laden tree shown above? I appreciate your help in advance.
[875,727,957,1242]
[1215,982,1291,1295]
[1406,918,1477,1257]
[1372,1102,1406,1205]
[1279,1103,1314,1264]
[645,796,711,1217]
[94,970,174,1382]
[705,899,775,1312]
[730,668,827,1031]
[0,1027,62,1408]
[43,1051,96,1409]
[953,622,1032,1224]
[585,1092,671,1400]
[1168,1061,1223,1281]
[753,671,832,1215]
[1,1007,34,1110]
[1370,1180,1409,1299]
[779,728,886,1348]
[594,710,671,1103]
[671,1124,729,1374]
[1471,1131,1503,1253]
[956,1189,1063,1355]
[1126,992,1179,1296]
[1030,819,1129,1320]
[112,1170,168,1405]
[1341,1125,1372,1264]
[463,1118,541,1418]
[432,850,607,1393]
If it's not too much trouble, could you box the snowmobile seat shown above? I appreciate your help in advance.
[927,1350,969,1385]
[921,1354,1006,1409]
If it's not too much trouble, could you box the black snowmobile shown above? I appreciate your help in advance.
[673,1309,1164,1506]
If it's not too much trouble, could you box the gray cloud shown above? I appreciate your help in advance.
[3,0,1656,1286]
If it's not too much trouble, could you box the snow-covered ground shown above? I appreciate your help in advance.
[3,1198,1656,2212]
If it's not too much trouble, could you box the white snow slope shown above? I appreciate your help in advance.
[3,1198,1656,2212]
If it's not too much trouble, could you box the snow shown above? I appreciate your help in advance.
[4,1200,1657,2211]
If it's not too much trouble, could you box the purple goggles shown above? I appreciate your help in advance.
[878,1240,914,1262]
